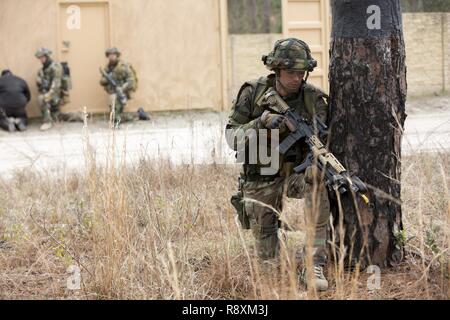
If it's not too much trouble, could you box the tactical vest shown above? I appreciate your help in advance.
[236,75,328,179]
[108,61,138,93]
[238,75,326,120]
[38,61,71,93]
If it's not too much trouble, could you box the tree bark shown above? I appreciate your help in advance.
[328,0,408,267]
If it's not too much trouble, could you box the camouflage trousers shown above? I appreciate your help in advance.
[38,94,60,123]
[109,94,136,125]
[38,94,83,124]
[242,171,330,264]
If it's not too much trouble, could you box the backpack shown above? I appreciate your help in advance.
[60,62,72,103]
[60,62,72,93]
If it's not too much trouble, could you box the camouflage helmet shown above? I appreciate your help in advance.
[105,47,121,57]
[262,38,317,72]
[35,47,52,58]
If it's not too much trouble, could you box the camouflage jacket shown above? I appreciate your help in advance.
[100,60,136,95]
[37,60,63,101]
[225,74,329,177]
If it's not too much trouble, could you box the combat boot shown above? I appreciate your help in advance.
[7,118,16,132]
[137,108,151,121]
[40,122,53,131]
[0,117,16,132]
[14,118,27,132]
[296,247,329,291]
[299,264,329,292]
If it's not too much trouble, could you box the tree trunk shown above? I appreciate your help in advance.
[263,0,271,33]
[328,0,408,267]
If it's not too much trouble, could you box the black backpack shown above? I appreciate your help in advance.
[60,62,72,93]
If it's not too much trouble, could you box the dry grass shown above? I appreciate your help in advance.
[0,128,449,300]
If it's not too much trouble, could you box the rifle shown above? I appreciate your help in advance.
[38,79,50,94]
[263,88,371,206]
[99,68,127,105]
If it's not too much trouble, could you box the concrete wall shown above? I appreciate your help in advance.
[403,13,450,96]
[227,13,450,104]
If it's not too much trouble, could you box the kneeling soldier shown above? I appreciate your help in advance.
[100,47,149,127]
[226,38,331,291]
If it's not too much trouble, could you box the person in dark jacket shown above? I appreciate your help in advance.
[0,70,31,132]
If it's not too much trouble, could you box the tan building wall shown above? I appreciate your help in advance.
[1,2,448,118]
[0,0,228,117]
[227,13,450,104]
[0,0,57,117]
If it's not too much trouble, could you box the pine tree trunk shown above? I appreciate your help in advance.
[328,0,408,267]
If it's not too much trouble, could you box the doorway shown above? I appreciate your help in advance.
[282,0,331,92]
[58,1,111,113]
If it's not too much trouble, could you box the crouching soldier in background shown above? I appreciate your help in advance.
[35,48,81,131]
[0,70,30,132]
[226,39,331,291]
[100,47,149,127]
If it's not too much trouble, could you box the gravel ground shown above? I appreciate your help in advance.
[0,94,449,177]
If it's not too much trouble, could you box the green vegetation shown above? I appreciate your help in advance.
[228,0,282,34]
[401,0,450,12]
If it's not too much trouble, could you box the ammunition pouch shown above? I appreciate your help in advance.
[230,176,251,230]
[243,164,280,182]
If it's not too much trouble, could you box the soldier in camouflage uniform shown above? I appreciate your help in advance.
[35,48,80,131]
[100,47,147,126]
[226,39,331,291]
[35,48,64,131]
